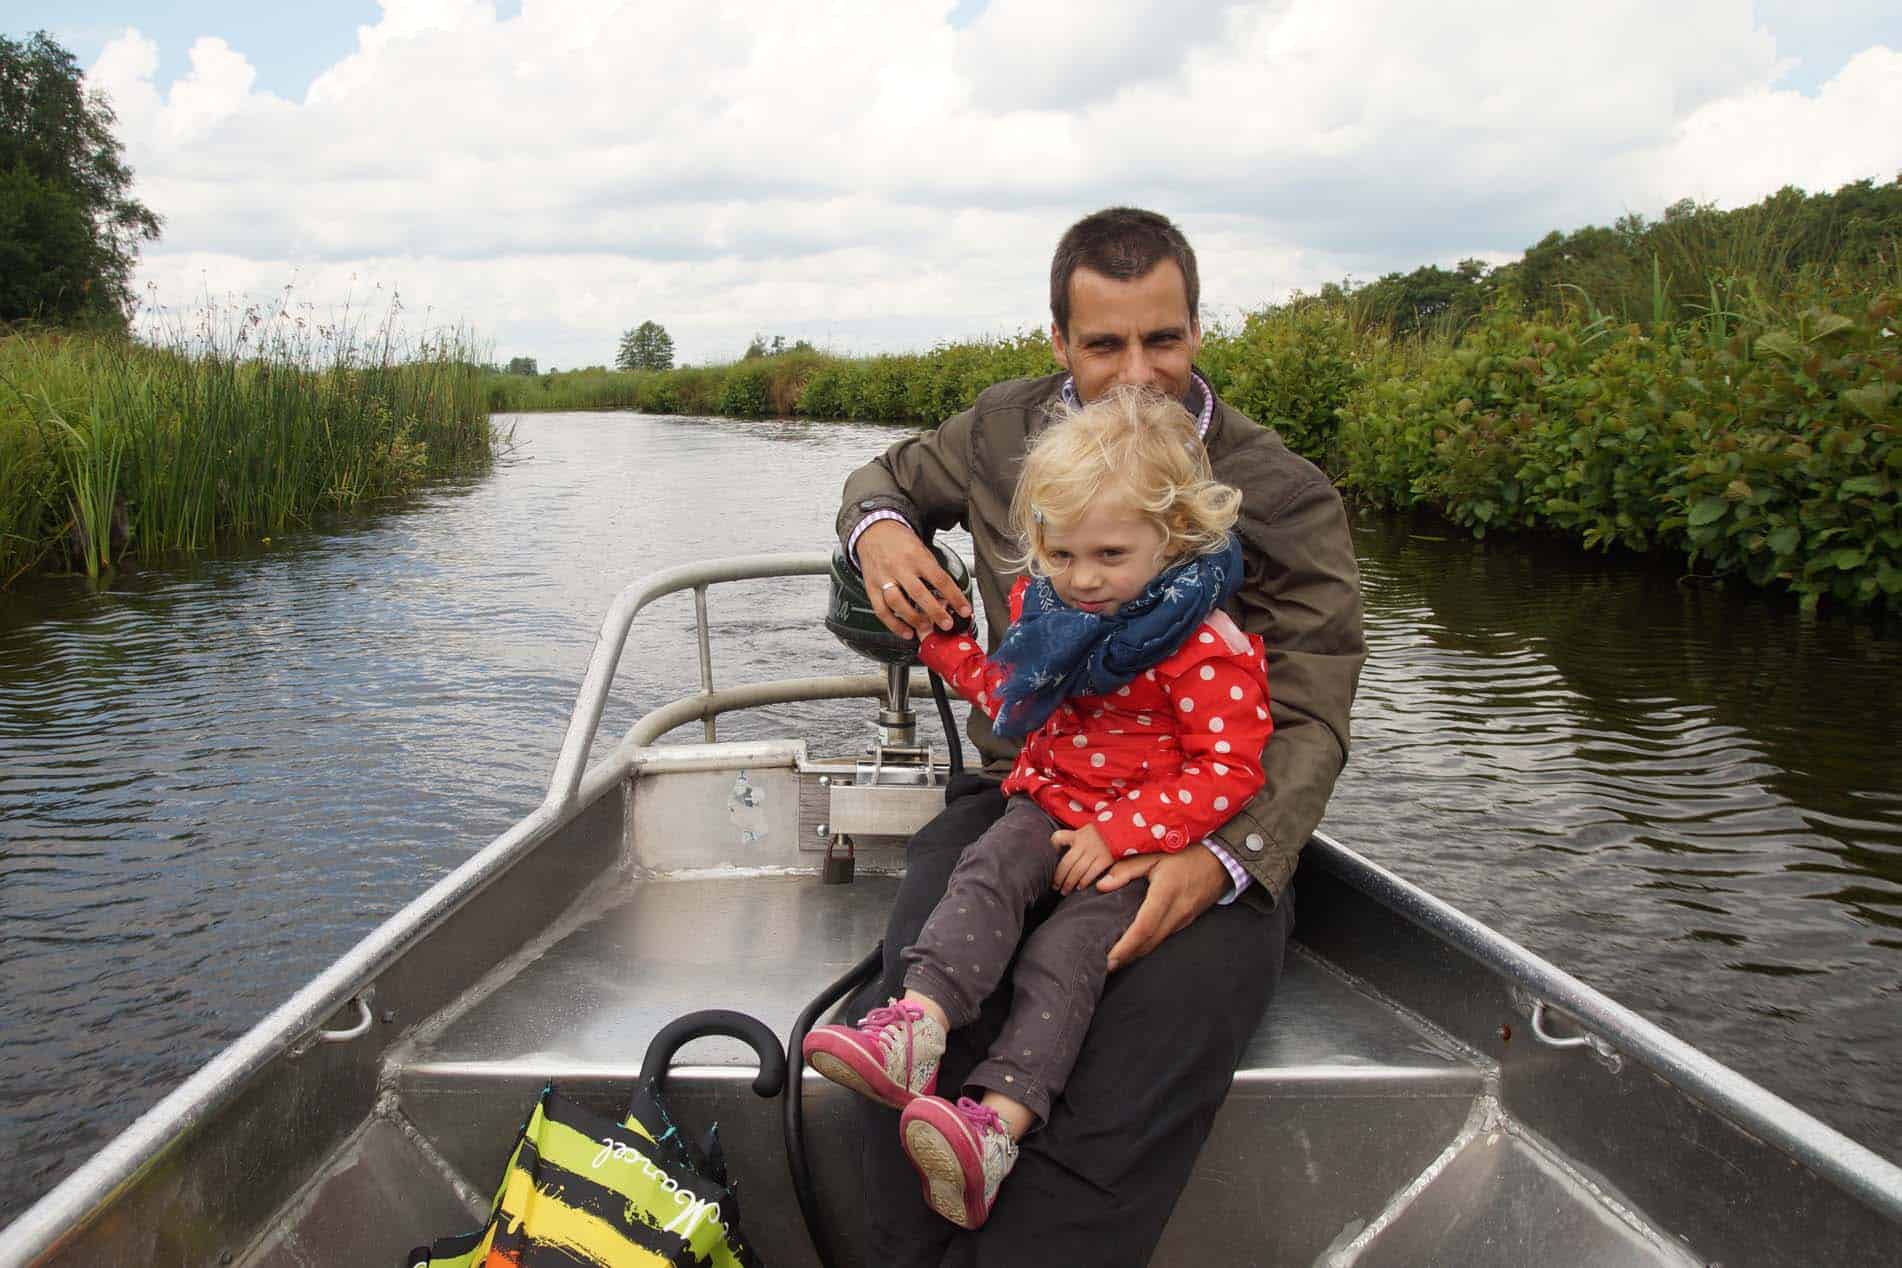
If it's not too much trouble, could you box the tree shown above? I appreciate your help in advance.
[616,320,674,371]
[742,332,813,359]
[506,355,538,375]
[0,31,162,326]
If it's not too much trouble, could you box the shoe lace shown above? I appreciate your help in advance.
[954,1096,1006,1137]
[860,999,925,1064]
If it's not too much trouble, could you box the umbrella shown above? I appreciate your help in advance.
[407,1010,785,1268]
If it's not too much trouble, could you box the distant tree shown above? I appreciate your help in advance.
[1350,260,1495,336]
[616,320,675,371]
[742,332,813,359]
[505,355,538,375]
[0,31,162,326]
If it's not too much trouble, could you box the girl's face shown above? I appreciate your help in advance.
[1039,499,1169,616]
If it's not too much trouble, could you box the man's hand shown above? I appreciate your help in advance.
[858,519,972,639]
[1095,844,1229,972]
[1050,824,1114,894]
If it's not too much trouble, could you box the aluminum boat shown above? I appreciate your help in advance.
[4,554,1899,1267]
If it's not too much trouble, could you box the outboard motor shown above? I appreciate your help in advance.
[810,544,973,883]
[824,544,972,748]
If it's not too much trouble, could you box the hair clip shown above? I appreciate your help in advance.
[1031,507,1045,525]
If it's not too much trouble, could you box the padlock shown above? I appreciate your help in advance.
[822,834,856,885]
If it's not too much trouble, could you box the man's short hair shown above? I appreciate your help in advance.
[1049,208,1200,337]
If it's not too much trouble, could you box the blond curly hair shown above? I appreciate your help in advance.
[1010,386,1241,577]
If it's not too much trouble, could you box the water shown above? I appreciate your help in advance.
[1,412,1897,1216]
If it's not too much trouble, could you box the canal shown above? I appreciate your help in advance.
[1,411,1896,1213]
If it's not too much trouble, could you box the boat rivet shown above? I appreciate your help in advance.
[815,823,829,838]
[819,775,830,786]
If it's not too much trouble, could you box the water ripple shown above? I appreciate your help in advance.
[1,417,1898,1212]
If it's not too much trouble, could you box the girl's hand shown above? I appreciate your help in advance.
[1050,824,1115,894]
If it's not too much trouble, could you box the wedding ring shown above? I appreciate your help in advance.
[880,582,899,591]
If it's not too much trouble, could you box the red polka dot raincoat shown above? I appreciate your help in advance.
[919,577,1273,858]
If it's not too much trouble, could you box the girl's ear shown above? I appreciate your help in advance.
[1025,532,1050,575]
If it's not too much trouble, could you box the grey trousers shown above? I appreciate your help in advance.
[902,796,1147,1124]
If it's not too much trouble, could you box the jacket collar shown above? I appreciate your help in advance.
[1056,371,1216,442]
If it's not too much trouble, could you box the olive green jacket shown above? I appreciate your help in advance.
[837,372,1366,906]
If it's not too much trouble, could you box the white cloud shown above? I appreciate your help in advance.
[1634,45,1902,209]
[83,1,1902,370]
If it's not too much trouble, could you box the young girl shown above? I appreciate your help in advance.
[803,387,1273,1230]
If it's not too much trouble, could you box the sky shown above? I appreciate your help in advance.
[15,1,1902,369]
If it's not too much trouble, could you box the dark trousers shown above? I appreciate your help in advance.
[903,797,1148,1124]
[854,777,1293,1268]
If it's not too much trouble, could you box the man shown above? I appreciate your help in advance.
[836,207,1365,1265]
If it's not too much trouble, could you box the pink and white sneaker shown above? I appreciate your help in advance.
[898,1094,1020,1230]
[800,999,945,1110]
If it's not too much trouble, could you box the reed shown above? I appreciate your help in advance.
[0,303,494,583]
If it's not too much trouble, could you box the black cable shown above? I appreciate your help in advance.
[928,669,964,779]
[785,942,885,1268]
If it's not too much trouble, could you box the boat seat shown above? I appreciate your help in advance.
[390,872,1487,1267]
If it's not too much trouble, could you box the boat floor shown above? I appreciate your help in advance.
[246,871,1696,1267]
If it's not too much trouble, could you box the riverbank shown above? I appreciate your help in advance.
[0,327,494,584]
[488,275,1898,614]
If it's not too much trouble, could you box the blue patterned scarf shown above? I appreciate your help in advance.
[991,536,1244,739]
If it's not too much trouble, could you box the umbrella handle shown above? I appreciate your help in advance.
[641,1009,787,1098]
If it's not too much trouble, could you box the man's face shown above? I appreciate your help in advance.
[1050,261,1201,404]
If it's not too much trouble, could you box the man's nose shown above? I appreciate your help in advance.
[1116,344,1158,387]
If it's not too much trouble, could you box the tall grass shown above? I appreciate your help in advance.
[0,306,494,583]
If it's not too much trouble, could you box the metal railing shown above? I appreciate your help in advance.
[545,551,938,812]
[0,552,878,1265]
[1308,830,1902,1226]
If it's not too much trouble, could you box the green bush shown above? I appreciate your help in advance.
[796,363,850,418]
[1336,283,1900,611]
[1663,289,1900,610]
[488,334,1062,427]
[1201,304,1370,471]
[716,359,774,417]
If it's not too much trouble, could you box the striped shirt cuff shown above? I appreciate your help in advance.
[1204,838,1252,905]
[846,509,911,568]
